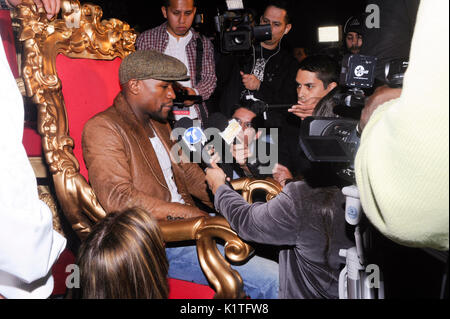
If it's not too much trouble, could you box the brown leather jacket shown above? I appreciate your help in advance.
[82,93,212,220]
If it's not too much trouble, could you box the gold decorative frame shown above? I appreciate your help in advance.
[231,177,282,203]
[13,0,282,299]
[15,0,133,237]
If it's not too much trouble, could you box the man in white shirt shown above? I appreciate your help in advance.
[136,0,217,126]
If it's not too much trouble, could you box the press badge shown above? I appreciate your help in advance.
[172,106,190,116]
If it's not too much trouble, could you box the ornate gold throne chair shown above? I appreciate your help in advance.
[14,0,281,299]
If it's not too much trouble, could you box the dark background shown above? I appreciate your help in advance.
[80,0,365,49]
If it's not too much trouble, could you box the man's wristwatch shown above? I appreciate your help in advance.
[0,0,10,10]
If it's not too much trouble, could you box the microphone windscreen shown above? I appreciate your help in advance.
[205,112,229,132]
[174,117,194,130]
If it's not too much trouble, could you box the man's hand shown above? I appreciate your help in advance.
[230,131,252,166]
[240,71,261,91]
[7,0,61,19]
[205,161,228,195]
[288,96,322,119]
[272,163,293,188]
[182,87,197,107]
[359,85,402,132]
[288,104,315,119]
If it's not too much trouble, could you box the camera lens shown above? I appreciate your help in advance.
[233,34,246,44]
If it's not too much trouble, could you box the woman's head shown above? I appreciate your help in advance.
[77,208,169,299]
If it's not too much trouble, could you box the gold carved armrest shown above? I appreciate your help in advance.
[159,216,253,299]
[231,177,282,203]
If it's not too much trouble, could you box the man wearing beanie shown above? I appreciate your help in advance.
[82,50,279,299]
[344,15,364,55]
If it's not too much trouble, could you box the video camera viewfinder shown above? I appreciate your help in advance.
[340,54,377,89]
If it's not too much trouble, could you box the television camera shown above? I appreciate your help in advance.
[214,0,272,53]
[299,54,408,299]
[301,54,408,182]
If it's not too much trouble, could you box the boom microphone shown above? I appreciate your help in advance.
[243,99,293,114]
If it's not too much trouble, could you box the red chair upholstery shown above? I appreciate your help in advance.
[56,55,122,180]
[22,126,42,156]
[168,279,215,299]
[0,9,19,78]
[1,10,40,157]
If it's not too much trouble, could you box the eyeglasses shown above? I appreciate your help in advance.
[232,117,253,129]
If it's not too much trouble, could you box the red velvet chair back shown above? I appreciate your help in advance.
[56,55,122,180]
[0,9,19,77]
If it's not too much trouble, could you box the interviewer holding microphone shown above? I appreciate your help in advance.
[205,159,353,299]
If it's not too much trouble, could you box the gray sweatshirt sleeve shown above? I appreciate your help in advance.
[214,183,301,246]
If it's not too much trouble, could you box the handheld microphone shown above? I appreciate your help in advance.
[173,116,234,188]
[205,113,242,145]
[173,117,208,164]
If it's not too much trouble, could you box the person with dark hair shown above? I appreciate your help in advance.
[343,15,364,55]
[288,55,339,120]
[273,55,340,186]
[82,50,279,300]
[205,160,353,298]
[211,0,299,123]
[76,208,169,299]
[136,0,215,126]
[218,99,275,180]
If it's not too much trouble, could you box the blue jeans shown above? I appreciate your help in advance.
[166,244,279,299]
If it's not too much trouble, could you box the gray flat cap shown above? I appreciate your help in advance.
[119,50,190,84]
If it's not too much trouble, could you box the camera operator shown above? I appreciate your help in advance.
[343,15,364,55]
[212,0,299,124]
[355,0,449,251]
[136,0,216,126]
[218,100,275,180]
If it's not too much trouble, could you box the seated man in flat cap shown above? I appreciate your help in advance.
[82,50,279,299]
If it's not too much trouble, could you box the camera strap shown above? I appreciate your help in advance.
[194,36,209,125]
[195,37,203,86]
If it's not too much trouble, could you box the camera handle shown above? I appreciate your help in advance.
[339,185,385,299]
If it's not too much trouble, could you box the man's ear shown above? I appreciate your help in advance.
[284,23,292,35]
[127,79,141,95]
[161,6,168,19]
[326,81,338,93]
